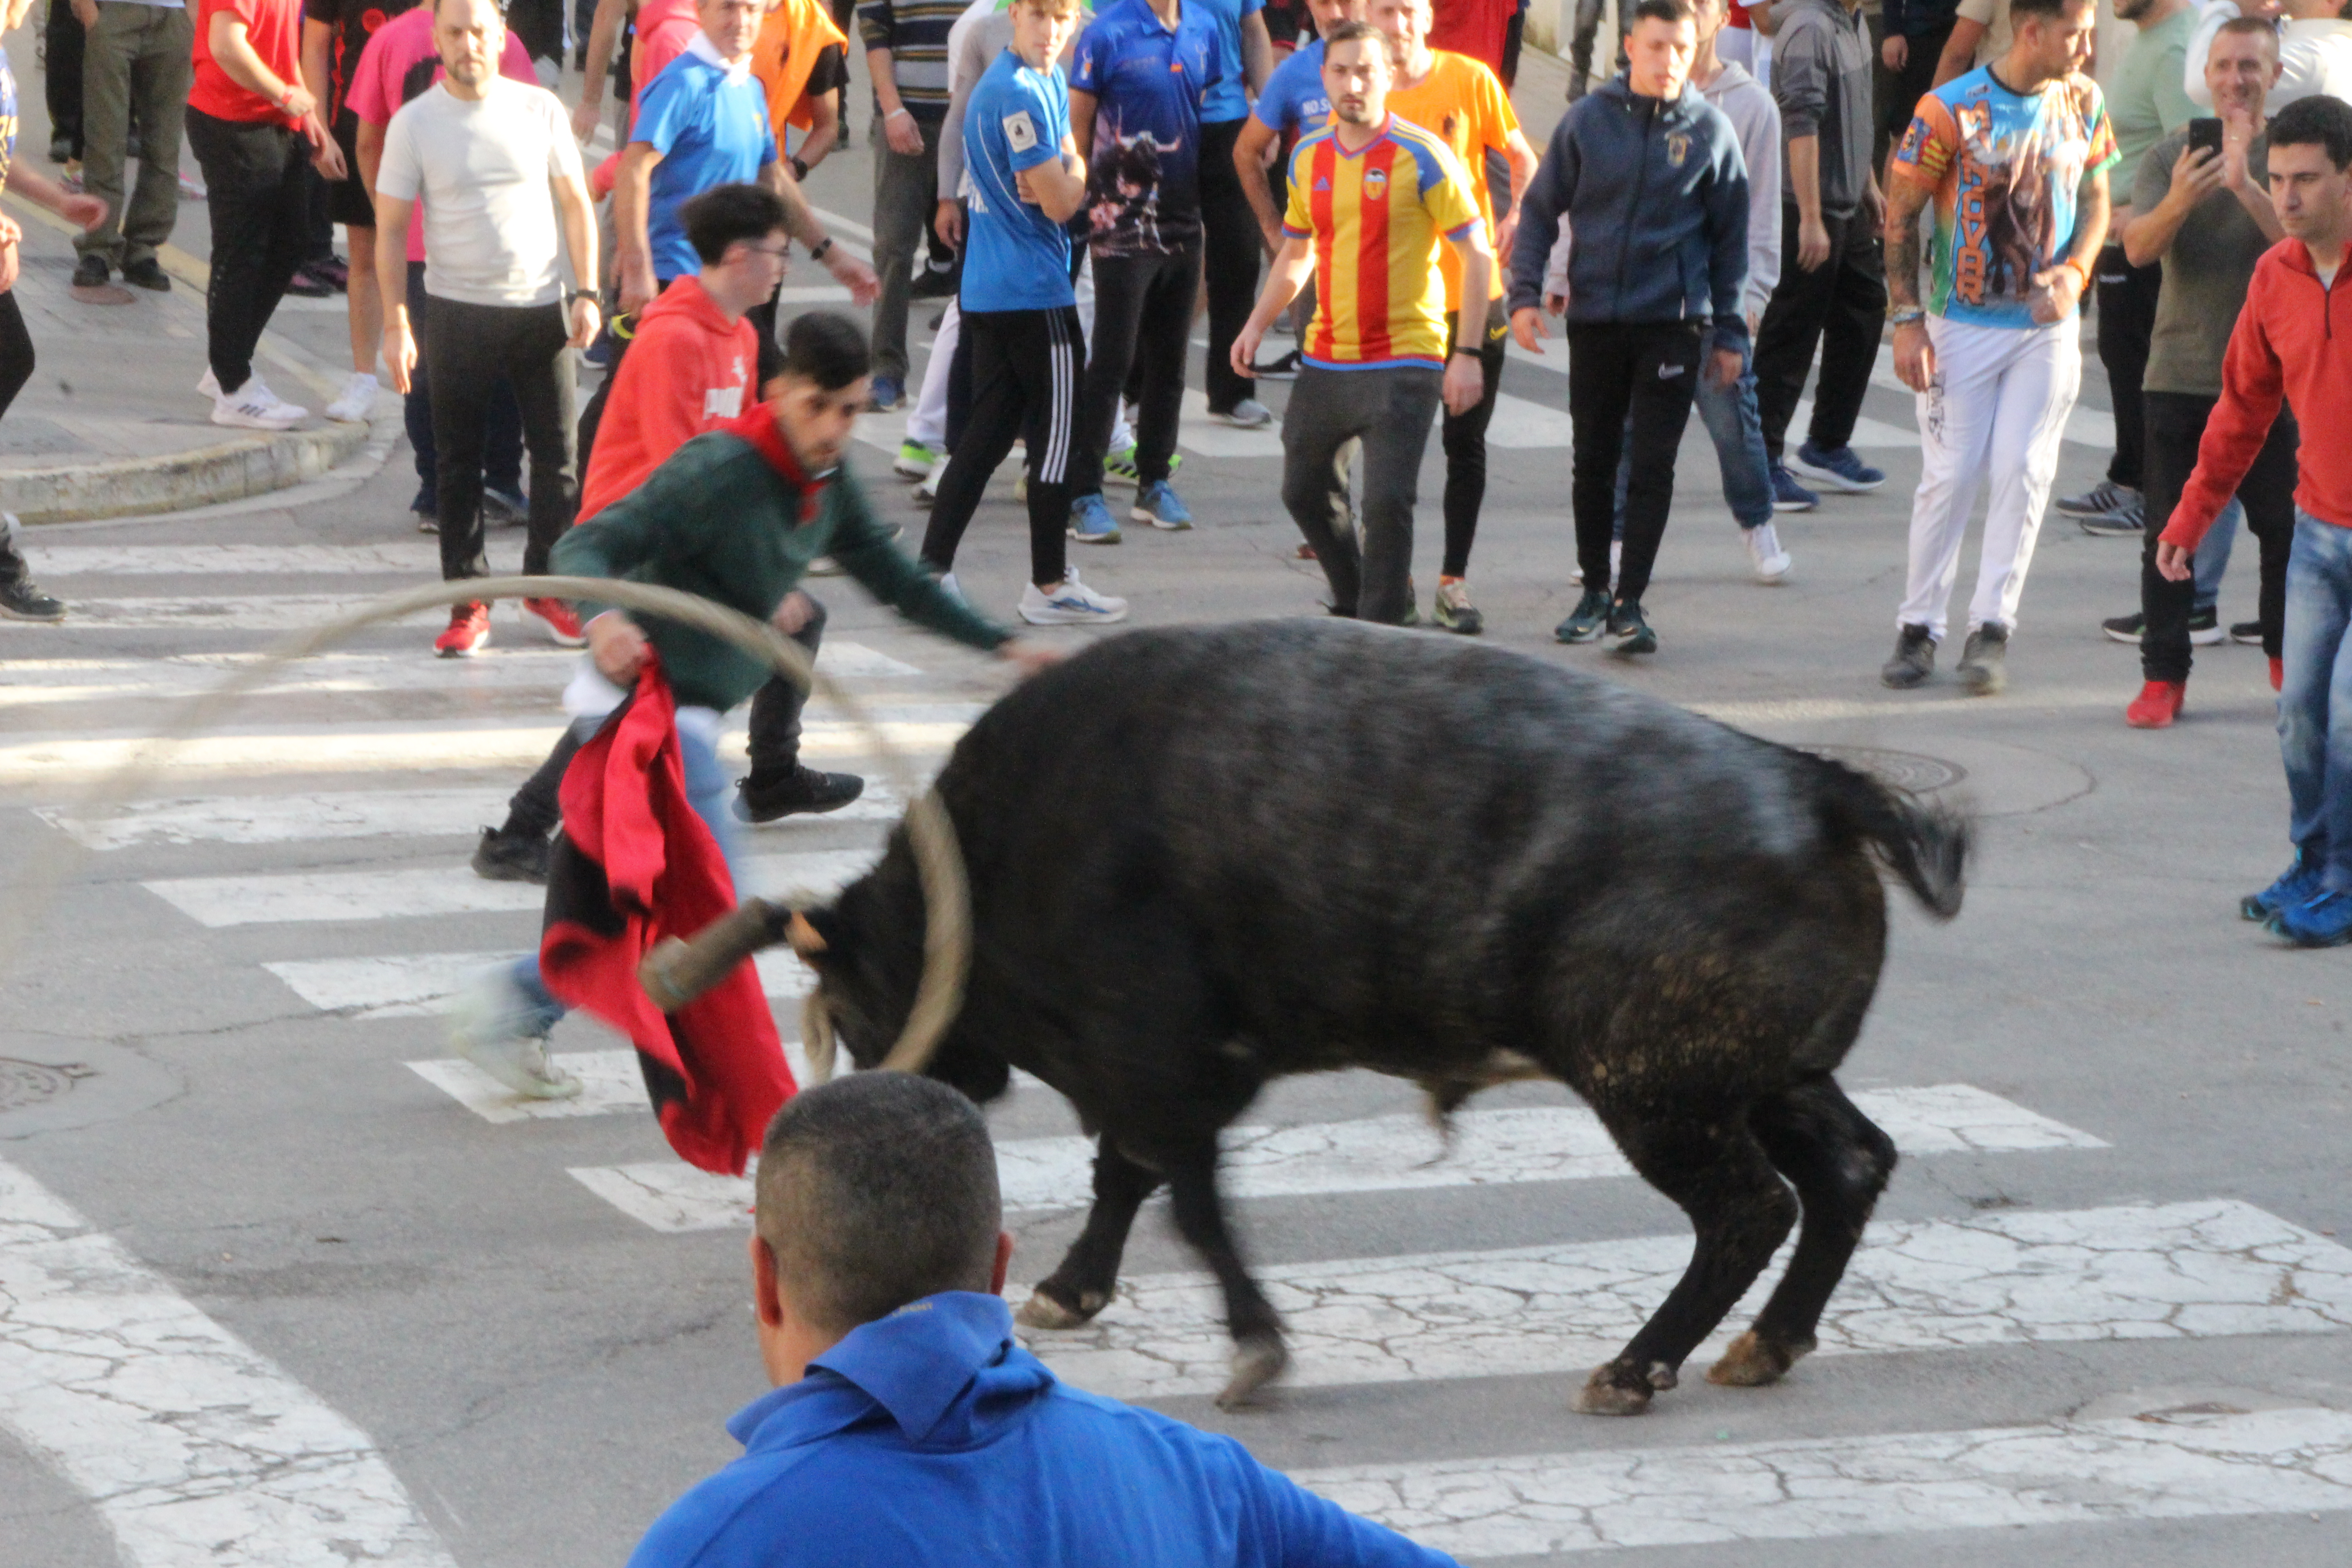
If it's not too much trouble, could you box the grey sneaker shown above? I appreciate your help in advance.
[447,970,581,1100]
[1555,587,1612,643]
[1958,622,2009,696]
[2056,479,2137,518]
[1432,578,1483,635]
[2078,493,2145,536]
[1882,623,1936,688]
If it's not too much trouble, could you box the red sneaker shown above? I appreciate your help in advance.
[2125,679,2185,729]
[2271,657,2285,692]
[522,596,585,647]
[435,601,490,658]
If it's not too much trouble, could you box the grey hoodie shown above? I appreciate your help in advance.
[1507,73,1752,345]
[1770,0,1875,219]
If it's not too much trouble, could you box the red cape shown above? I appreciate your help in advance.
[539,661,794,1175]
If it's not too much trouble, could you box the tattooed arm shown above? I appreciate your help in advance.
[1884,174,1936,392]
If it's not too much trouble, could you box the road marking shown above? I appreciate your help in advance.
[566,1085,2102,1228]
[0,1157,456,1568]
[1179,390,1285,457]
[24,544,515,575]
[274,947,818,1018]
[1011,1200,2350,1401]
[415,1047,1044,1122]
[146,848,879,927]
[1299,1405,2352,1559]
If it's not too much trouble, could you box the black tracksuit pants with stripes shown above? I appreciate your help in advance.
[920,304,1081,589]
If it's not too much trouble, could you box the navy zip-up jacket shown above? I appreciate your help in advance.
[1507,73,1752,348]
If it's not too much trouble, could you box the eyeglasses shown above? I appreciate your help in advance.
[743,243,793,262]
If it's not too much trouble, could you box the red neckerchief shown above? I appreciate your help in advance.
[722,401,830,525]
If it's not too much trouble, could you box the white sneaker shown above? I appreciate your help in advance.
[1019,568,1129,626]
[196,367,219,399]
[211,379,305,431]
[808,554,845,577]
[918,455,946,501]
[324,370,380,423]
[1214,397,1274,429]
[937,570,966,605]
[1745,522,1793,583]
[447,970,582,1100]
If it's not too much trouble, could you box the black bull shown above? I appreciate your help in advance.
[788,620,1968,1415]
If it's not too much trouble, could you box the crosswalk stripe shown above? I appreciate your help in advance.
[1012,1199,2351,1402]
[0,1157,456,1568]
[270,948,817,1018]
[1298,1404,2352,1559]
[563,1085,2102,1227]
[406,1043,831,1121]
[24,544,514,575]
[44,776,911,849]
[147,848,878,927]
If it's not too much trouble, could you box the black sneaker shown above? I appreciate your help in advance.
[1882,623,1936,688]
[120,258,171,292]
[71,255,108,289]
[411,483,438,533]
[2230,619,2264,647]
[1958,623,2009,696]
[735,765,866,823]
[2102,611,2144,644]
[0,575,66,622]
[1251,348,1303,380]
[470,825,549,883]
[1606,598,1656,655]
[1554,587,1612,643]
[909,265,957,300]
[2188,606,2224,646]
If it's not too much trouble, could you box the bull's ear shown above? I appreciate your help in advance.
[786,905,841,960]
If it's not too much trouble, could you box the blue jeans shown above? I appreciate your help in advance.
[1613,329,1774,535]
[2190,497,2244,613]
[505,711,742,1034]
[2279,510,2352,892]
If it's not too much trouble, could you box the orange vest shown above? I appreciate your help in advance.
[752,0,849,140]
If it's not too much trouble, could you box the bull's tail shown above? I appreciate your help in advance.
[1813,758,1971,920]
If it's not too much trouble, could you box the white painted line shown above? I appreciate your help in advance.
[808,205,876,244]
[1788,400,1928,451]
[147,848,878,927]
[272,947,817,1019]
[1013,1200,2352,1402]
[53,595,461,631]
[1179,390,1285,458]
[773,285,854,304]
[569,1086,2102,1230]
[1300,1405,2352,1559]
[407,1041,833,1121]
[0,1157,457,1568]
[24,543,511,575]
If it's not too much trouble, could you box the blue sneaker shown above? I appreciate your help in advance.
[2243,853,2323,921]
[2269,887,2352,947]
[1068,492,1122,544]
[867,376,905,413]
[1769,464,1818,512]
[1132,481,1193,530]
[1789,440,1886,493]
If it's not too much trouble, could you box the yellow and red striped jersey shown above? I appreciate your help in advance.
[1282,115,1482,371]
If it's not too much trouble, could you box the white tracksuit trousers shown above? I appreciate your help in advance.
[1897,314,2081,642]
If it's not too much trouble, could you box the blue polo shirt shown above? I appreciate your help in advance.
[633,44,780,281]
[627,1293,1463,1568]
[1189,0,1263,122]
[1072,0,1229,255]
[962,49,1078,311]
[1251,36,1326,137]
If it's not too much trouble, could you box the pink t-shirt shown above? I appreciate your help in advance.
[346,7,540,260]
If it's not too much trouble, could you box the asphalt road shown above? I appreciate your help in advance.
[3,47,2350,1568]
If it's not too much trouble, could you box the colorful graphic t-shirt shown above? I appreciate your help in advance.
[1891,65,2121,328]
[1281,114,1481,370]
[1385,50,1516,307]
[962,49,1078,312]
[1072,0,1228,255]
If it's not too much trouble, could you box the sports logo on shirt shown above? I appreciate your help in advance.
[1666,132,1690,168]
[1004,110,1039,152]
[1362,167,1387,200]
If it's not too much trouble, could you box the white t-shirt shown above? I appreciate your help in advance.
[376,77,587,308]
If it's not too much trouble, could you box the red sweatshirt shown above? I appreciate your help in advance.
[2164,239,2352,549]
[577,275,759,523]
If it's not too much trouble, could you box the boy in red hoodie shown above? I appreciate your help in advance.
[474,184,865,885]
[2157,93,2352,947]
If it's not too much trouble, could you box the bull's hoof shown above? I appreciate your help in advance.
[1645,1359,1680,1392]
[1015,1286,1111,1331]
[1571,1362,1655,1417]
[1705,1330,1815,1387]
[1215,1333,1289,1410]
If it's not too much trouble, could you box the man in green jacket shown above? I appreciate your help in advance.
[452,311,1055,1100]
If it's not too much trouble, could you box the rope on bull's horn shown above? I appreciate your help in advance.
[0,575,970,1079]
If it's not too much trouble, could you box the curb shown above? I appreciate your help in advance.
[0,197,375,523]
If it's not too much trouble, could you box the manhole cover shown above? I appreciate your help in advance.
[0,1059,91,1111]
[1803,746,1967,793]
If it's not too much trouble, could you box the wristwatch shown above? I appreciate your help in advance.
[566,289,597,307]
[789,155,809,182]
[808,236,835,263]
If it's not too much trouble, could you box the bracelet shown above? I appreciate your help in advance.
[886,107,912,121]
[809,235,834,263]
[1450,345,1480,358]
[2062,256,2092,289]
[1888,306,1926,326]
[566,288,597,307]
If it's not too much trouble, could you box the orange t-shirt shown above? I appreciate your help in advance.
[1383,50,1518,309]
[191,0,305,126]
[578,276,761,522]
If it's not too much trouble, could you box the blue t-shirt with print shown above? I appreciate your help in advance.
[1187,0,1263,122]
[962,49,1077,312]
[1072,0,1228,255]
[635,50,780,282]
[1250,36,1325,137]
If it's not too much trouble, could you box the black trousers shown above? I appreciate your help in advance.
[1073,245,1200,497]
[1568,320,1703,603]
[2140,390,2297,682]
[2096,242,2161,491]
[0,293,35,426]
[404,261,524,498]
[1198,117,1260,414]
[45,0,83,158]
[503,601,828,839]
[920,305,1081,588]
[1753,207,1887,461]
[184,108,310,393]
[420,296,578,581]
[1440,301,1509,578]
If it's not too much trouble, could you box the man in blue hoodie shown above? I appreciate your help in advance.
[1508,0,1750,656]
[629,1072,1461,1568]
